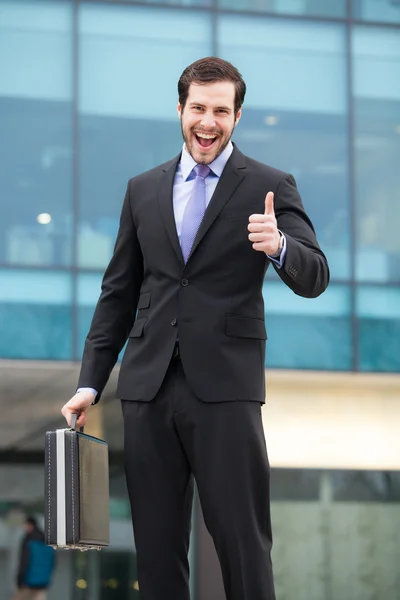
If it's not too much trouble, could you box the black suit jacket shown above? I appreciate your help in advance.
[78,146,329,403]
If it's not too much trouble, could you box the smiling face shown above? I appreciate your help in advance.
[178,81,242,165]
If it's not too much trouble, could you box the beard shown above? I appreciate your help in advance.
[180,121,235,165]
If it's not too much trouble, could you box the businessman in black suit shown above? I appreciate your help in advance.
[62,57,329,600]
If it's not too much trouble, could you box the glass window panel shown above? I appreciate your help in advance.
[269,469,400,600]
[218,0,346,17]
[353,0,400,23]
[271,469,321,501]
[0,270,72,359]
[219,17,350,280]
[353,27,400,283]
[77,272,130,363]
[263,282,352,370]
[78,4,212,269]
[77,272,102,357]
[0,0,73,267]
[332,470,400,502]
[357,286,400,372]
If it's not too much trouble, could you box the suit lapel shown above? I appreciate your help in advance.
[157,146,247,266]
[187,145,247,262]
[157,154,183,264]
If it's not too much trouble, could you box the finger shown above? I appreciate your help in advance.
[249,214,269,223]
[75,412,87,428]
[252,241,267,252]
[264,192,274,215]
[248,221,276,233]
[247,222,266,233]
[61,407,75,427]
[248,233,268,243]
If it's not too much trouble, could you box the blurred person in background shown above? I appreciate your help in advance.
[13,516,55,600]
[61,57,329,600]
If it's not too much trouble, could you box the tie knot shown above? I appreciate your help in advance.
[194,164,211,179]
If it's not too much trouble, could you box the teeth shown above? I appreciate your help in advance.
[196,133,217,140]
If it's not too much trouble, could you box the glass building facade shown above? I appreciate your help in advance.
[1,0,399,372]
[1,2,400,600]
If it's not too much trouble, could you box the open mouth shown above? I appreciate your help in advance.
[194,132,218,151]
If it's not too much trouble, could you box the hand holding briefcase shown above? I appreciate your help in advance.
[45,414,110,550]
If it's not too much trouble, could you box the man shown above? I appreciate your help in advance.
[62,57,329,600]
[13,517,55,600]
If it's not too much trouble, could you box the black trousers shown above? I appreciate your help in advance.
[122,355,275,600]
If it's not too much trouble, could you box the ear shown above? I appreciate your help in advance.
[177,102,182,120]
[235,107,242,126]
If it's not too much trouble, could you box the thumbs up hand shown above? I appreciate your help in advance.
[248,192,281,255]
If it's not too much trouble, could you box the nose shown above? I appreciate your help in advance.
[200,112,216,129]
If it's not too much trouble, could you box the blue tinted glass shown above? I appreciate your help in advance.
[0,1,73,267]
[77,4,212,270]
[353,0,400,23]
[77,273,127,362]
[140,0,212,6]
[357,286,400,372]
[352,27,400,283]
[0,270,72,359]
[219,0,346,17]
[263,282,352,370]
[77,272,102,357]
[219,17,350,280]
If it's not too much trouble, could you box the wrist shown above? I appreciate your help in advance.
[269,231,283,257]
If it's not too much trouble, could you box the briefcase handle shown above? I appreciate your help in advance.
[71,413,84,433]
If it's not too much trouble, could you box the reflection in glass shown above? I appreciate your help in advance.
[352,27,400,282]
[78,4,212,270]
[271,469,400,600]
[357,286,400,372]
[142,0,212,6]
[271,469,321,500]
[353,0,400,23]
[0,1,73,267]
[77,273,102,357]
[0,270,72,359]
[263,282,352,370]
[332,470,400,502]
[218,0,346,17]
[219,16,350,279]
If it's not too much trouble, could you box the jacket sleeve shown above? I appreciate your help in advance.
[77,182,144,400]
[273,174,330,298]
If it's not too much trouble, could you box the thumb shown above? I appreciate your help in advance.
[264,191,275,215]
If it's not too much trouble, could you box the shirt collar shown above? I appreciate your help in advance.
[180,141,234,181]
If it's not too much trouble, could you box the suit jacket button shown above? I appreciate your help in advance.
[171,318,177,326]
[181,278,189,287]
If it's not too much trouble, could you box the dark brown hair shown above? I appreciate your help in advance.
[178,57,246,116]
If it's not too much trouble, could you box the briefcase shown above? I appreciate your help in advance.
[44,414,110,550]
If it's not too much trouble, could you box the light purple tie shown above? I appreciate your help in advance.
[180,164,211,262]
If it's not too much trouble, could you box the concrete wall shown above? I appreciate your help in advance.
[263,370,400,470]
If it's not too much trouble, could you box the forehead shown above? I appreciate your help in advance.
[186,81,236,109]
